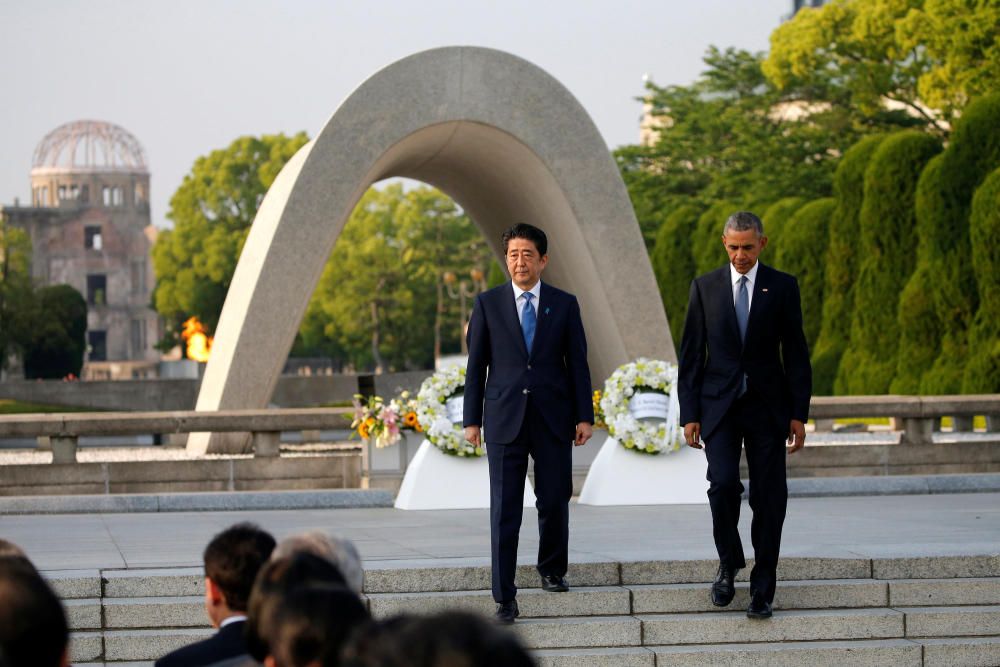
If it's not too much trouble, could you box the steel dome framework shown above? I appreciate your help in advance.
[31,120,147,174]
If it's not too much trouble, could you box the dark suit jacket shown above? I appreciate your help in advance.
[464,282,594,444]
[678,263,811,441]
[155,619,247,667]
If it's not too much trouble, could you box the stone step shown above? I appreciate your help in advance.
[620,556,872,585]
[45,569,101,599]
[102,629,212,662]
[361,559,620,593]
[918,636,1000,666]
[102,567,203,598]
[514,616,643,650]
[640,607,905,645]
[872,554,1000,580]
[889,577,1000,606]
[649,639,921,666]
[65,598,102,630]
[533,646,655,667]
[629,578,888,614]
[69,632,103,663]
[103,596,205,629]
[900,604,1000,638]
[367,586,630,619]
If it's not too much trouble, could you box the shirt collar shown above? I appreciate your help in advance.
[730,261,759,285]
[219,615,247,628]
[512,280,541,301]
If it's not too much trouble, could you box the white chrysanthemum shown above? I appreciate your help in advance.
[415,366,484,458]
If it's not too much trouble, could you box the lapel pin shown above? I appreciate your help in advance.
[545,307,550,315]
[762,288,768,293]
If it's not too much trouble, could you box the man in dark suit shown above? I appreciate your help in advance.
[678,211,811,619]
[464,223,594,624]
[156,523,276,667]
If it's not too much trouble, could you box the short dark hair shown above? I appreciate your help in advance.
[246,551,349,661]
[340,610,536,667]
[268,585,369,667]
[0,558,68,667]
[203,523,276,613]
[723,211,764,236]
[502,223,548,256]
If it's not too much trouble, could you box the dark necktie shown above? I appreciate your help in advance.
[736,275,749,396]
[521,292,536,353]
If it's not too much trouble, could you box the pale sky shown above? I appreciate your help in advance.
[1,0,792,229]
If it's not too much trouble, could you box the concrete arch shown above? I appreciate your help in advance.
[191,47,673,454]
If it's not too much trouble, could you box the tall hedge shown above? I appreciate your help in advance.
[693,200,737,275]
[812,135,885,395]
[774,198,835,355]
[914,94,1000,393]
[760,197,806,271]
[892,154,946,393]
[22,284,87,380]
[837,130,942,394]
[652,204,702,348]
[962,167,1000,392]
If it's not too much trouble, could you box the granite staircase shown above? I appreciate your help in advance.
[50,554,1000,666]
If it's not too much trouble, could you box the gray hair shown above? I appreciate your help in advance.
[723,211,764,236]
[272,532,364,593]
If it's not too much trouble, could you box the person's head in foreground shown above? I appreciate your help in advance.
[271,532,363,594]
[262,584,369,667]
[203,522,277,627]
[339,610,536,667]
[0,557,69,667]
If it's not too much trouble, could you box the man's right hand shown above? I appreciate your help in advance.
[684,422,702,449]
[464,425,481,447]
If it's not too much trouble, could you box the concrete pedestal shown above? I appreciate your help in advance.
[578,436,709,506]
[394,440,534,510]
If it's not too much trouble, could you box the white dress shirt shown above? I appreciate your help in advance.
[512,280,541,325]
[730,261,759,311]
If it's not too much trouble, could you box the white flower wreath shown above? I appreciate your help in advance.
[599,358,685,455]
[415,365,484,457]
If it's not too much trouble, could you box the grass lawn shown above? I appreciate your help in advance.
[0,399,97,415]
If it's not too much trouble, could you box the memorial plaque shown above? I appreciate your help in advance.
[628,391,670,421]
[445,395,465,424]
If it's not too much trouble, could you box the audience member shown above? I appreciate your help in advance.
[263,584,369,667]
[0,556,69,667]
[272,532,364,594]
[156,523,276,667]
[339,610,536,667]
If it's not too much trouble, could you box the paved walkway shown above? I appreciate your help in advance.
[2,493,998,572]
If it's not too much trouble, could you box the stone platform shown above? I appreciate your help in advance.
[2,493,998,666]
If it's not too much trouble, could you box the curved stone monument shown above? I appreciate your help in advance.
[190,47,673,454]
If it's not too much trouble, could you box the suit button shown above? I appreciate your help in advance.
[522,388,529,395]
[527,364,532,370]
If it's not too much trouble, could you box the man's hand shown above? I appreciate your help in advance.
[787,419,806,453]
[684,422,702,449]
[464,425,481,447]
[575,422,593,447]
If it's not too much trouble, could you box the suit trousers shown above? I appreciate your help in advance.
[704,389,788,603]
[486,398,573,603]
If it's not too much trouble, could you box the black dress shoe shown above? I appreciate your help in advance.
[540,573,569,592]
[747,591,773,619]
[711,564,738,607]
[495,600,519,624]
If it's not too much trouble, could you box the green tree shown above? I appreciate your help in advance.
[813,134,886,394]
[914,94,1000,393]
[963,167,1000,392]
[22,285,87,379]
[760,197,806,269]
[152,132,309,344]
[775,198,835,354]
[651,204,702,347]
[0,216,34,377]
[837,130,942,394]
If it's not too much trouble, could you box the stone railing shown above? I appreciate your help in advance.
[0,395,997,466]
[0,408,353,463]
[809,395,1000,444]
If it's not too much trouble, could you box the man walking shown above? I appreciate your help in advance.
[678,211,811,619]
[464,223,594,624]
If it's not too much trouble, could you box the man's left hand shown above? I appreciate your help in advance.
[575,422,593,447]
[787,419,806,453]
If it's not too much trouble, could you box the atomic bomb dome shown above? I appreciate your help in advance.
[31,120,148,174]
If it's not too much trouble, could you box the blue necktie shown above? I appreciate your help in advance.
[736,275,749,395]
[521,292,536,353]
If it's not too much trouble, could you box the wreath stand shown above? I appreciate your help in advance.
[577,436,709,506]
[394,440,535,510]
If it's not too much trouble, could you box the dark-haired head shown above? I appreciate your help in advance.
[0,558,68,667]
[501,223,547,257]
[204,522,276,614]
[246,551,350,661]
[340,610,535,667]
[265,585,369,667]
